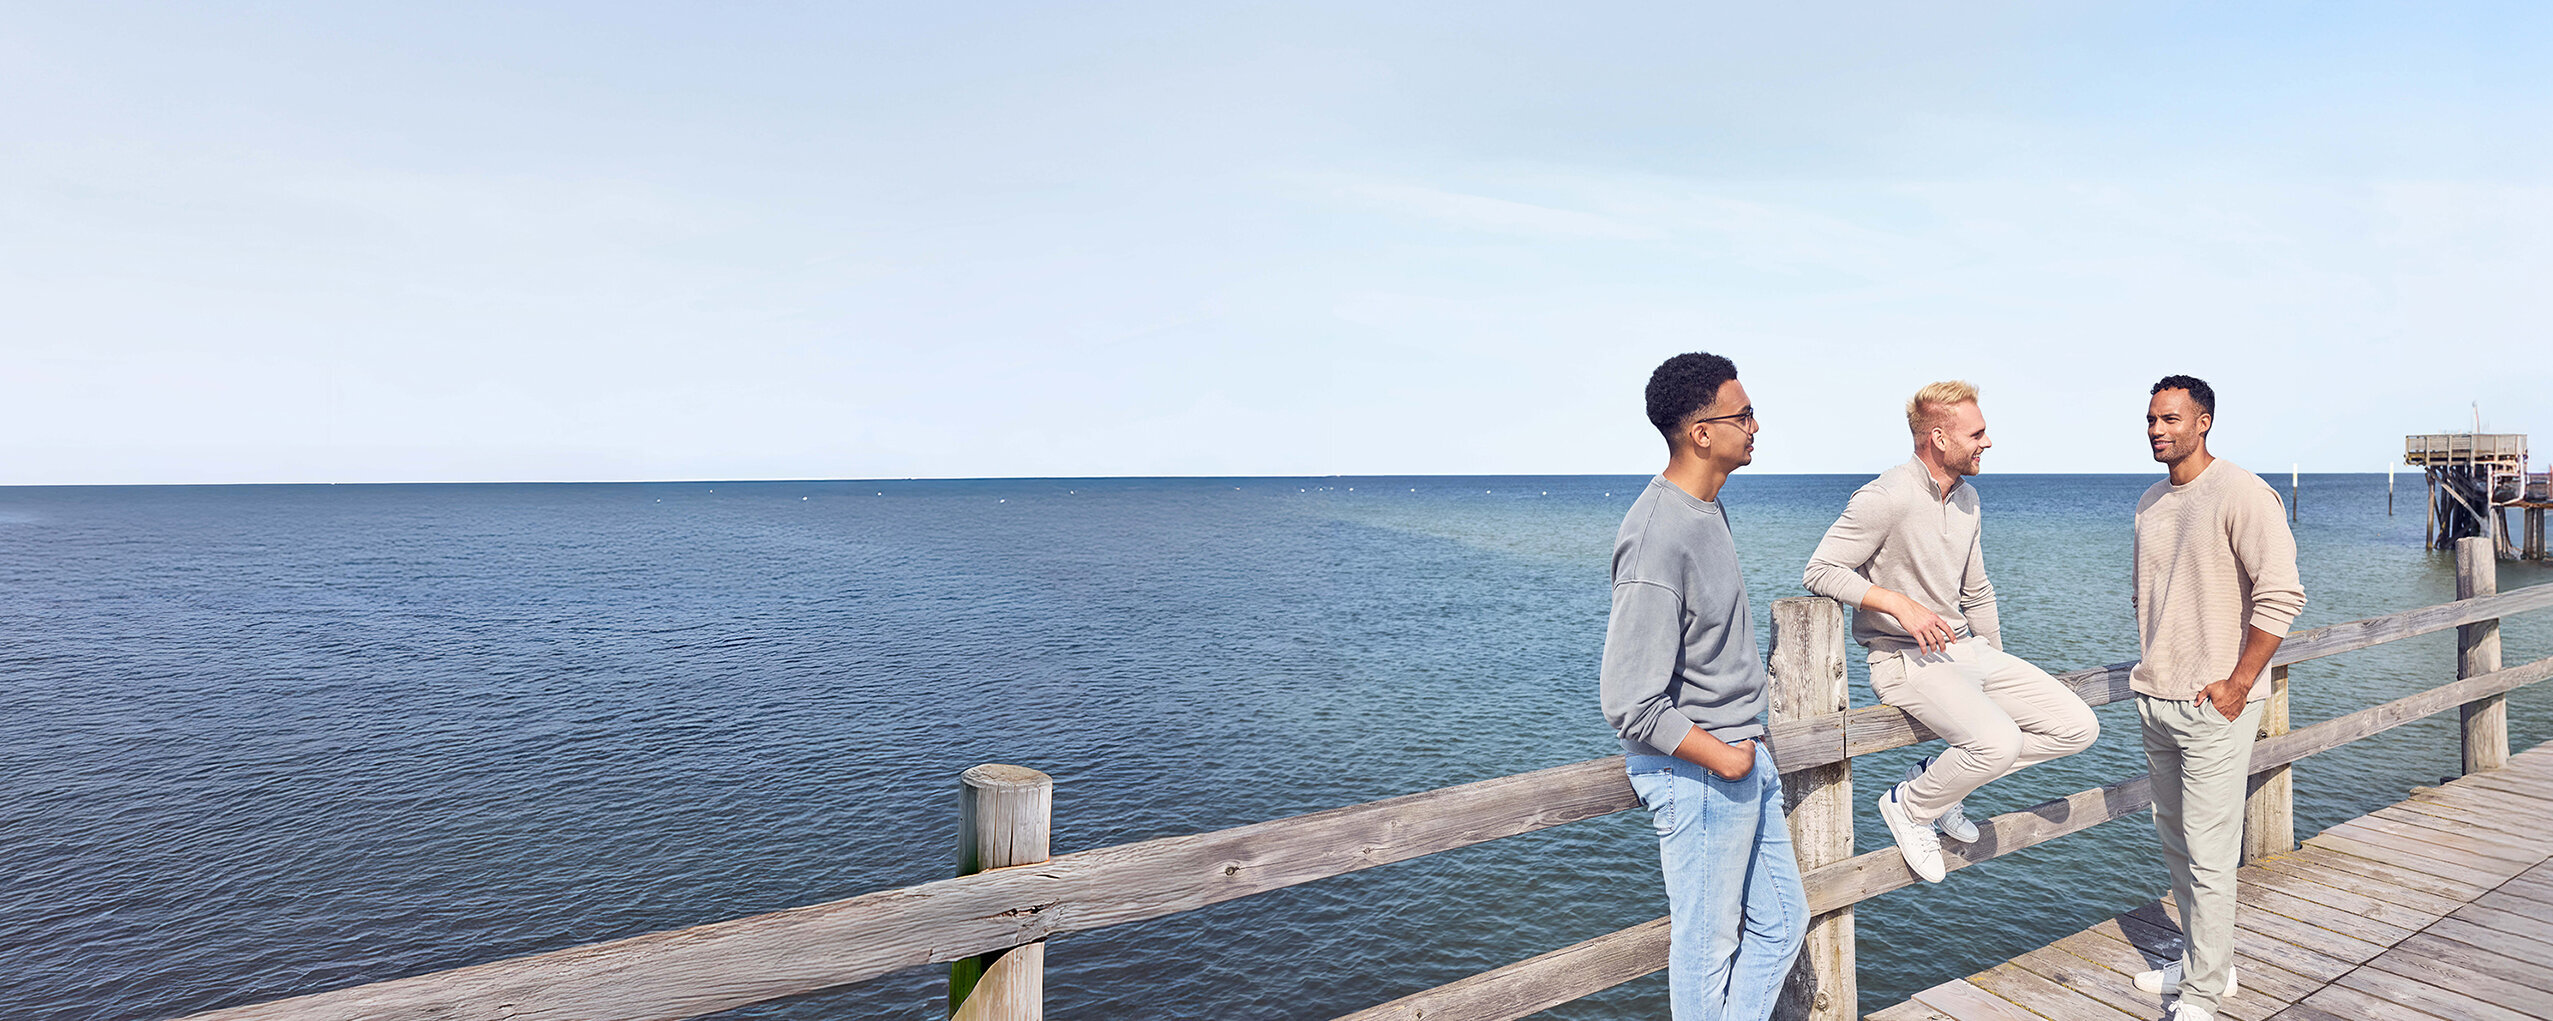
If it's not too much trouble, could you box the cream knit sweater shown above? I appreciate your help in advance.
[2130,459,2308,701]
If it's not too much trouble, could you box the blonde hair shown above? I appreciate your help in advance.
[1906,380,1980,437]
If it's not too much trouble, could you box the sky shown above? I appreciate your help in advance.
[3,2,2548,484]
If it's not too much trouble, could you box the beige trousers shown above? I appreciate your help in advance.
[2141,694,2263,1016]
[1869,637,2099,823]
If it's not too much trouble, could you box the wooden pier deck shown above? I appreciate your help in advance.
[1875,740,2553,1021]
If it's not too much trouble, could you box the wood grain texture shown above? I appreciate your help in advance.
[1768,596,1854,1021]
[950,765,1052,1021]
[2247,664,2296,864]
[2462,537,2510,774]
[171,754,1644,1021]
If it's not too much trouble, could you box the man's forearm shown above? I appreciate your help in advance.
[2233,624,2283,689]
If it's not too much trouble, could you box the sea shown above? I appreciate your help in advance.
[4,473,2548,1021]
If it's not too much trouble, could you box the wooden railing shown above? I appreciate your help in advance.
[172,538,2553,1021]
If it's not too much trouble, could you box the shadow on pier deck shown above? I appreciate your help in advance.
[1875,741,2553,1021]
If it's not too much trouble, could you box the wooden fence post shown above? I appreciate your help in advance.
[1769,596,1852,1021]
[2456,537,2507,774]
[2243,664,2293,863]
[951,764,1053,1021]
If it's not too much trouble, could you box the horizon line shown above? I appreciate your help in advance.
[0,469,2428,489]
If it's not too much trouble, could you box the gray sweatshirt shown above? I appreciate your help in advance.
[1600,475,1770,758]
[1801,459,2002,656]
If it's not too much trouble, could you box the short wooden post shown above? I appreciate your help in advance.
[1769,596,1852,1021]
[951,764,1053,1021]
[2242,665,2293,863]
[2456,538,2507,774]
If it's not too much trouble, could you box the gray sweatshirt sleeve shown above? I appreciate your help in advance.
[1802,484,1889,606]
[1599,579,1697,755]
[1960,528,2002,649]
[2232,484,2307,635]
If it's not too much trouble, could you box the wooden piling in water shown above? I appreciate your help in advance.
[2457,537,2507,775]
[951,764,1053,1021]
[1768,597,1852,1021]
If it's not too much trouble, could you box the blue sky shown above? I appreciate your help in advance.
[4,2,2547,483]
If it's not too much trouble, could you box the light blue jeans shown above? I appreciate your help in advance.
[1627,741,1809,1021]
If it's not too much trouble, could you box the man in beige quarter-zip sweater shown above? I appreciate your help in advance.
[2129,375,2307,1021]
[1803,381,2098,884]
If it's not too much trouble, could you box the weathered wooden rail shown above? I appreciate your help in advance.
[171,538,2553,1021]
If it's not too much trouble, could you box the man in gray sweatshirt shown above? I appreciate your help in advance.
[1600,352,1806,1021]
[1802,381,2097,884]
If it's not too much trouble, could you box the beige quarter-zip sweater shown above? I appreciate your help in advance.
[2130,459,2308,701]
[1802,459,2002,656]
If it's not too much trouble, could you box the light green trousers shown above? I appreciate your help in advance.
[2139,694,2263,1016]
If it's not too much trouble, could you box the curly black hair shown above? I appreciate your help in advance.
[1646,353,1739,436]
[2151,374,2215,417]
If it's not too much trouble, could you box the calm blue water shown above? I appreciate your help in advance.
[3,474,2547,1020]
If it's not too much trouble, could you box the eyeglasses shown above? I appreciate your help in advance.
[1694,407,1758,430]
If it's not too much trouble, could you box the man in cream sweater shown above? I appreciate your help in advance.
[2130,375,2307,1021]
[1804,381,2098,883]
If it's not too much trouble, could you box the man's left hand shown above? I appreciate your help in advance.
[2195,678,2249,723]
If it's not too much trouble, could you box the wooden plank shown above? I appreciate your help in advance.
[2275,582,2553,668]
[1864,999,1955,1021]
[2303,831,2519,890]
[2452,903,2553,946]
[2235,884,2418,950]
[2403,782,2553,825]
[2247,655,2553,776]
[2427,915,2553,968]
[1964,961,2145,1021]
[1904,979,2045,1021]
[2262,1001,2359,1021]
[2139,899,2362,981]
[2239,866,2442,933]
[2397,931,2553,994]
[2477,886,2553,917]
[1802,774,2152,912]
[2252,859,2468,918]
[2282,845,2491,901]
[2365,944,2553,1018]
[1770,596,1855,1021]
[173,752,1650,1021]
[2348,809,2551,862]
[2365,802,2553,856]
[2334,960,2541,1021]
[2392,790,2553,842]
[2156,892,2391,967]
[2079,919,2325,1006]
[1329,917,1667,1021]
[2076,925,2321,1010]
[2447,769,2553,803]
[2294,982,2442,1021]
[2324,815,2542,866]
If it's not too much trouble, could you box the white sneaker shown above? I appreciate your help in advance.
[1907,756,1981,843]
[2134,960,2238,997]
[2165,1003,2211,1021]
[1877,781,1946,882]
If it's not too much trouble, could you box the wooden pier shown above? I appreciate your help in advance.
[161,538,2553,1021]
[2409,432,2549,560]
[1874,742,2553,1021]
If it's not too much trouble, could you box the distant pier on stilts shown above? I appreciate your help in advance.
[2407,432,2549,560]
